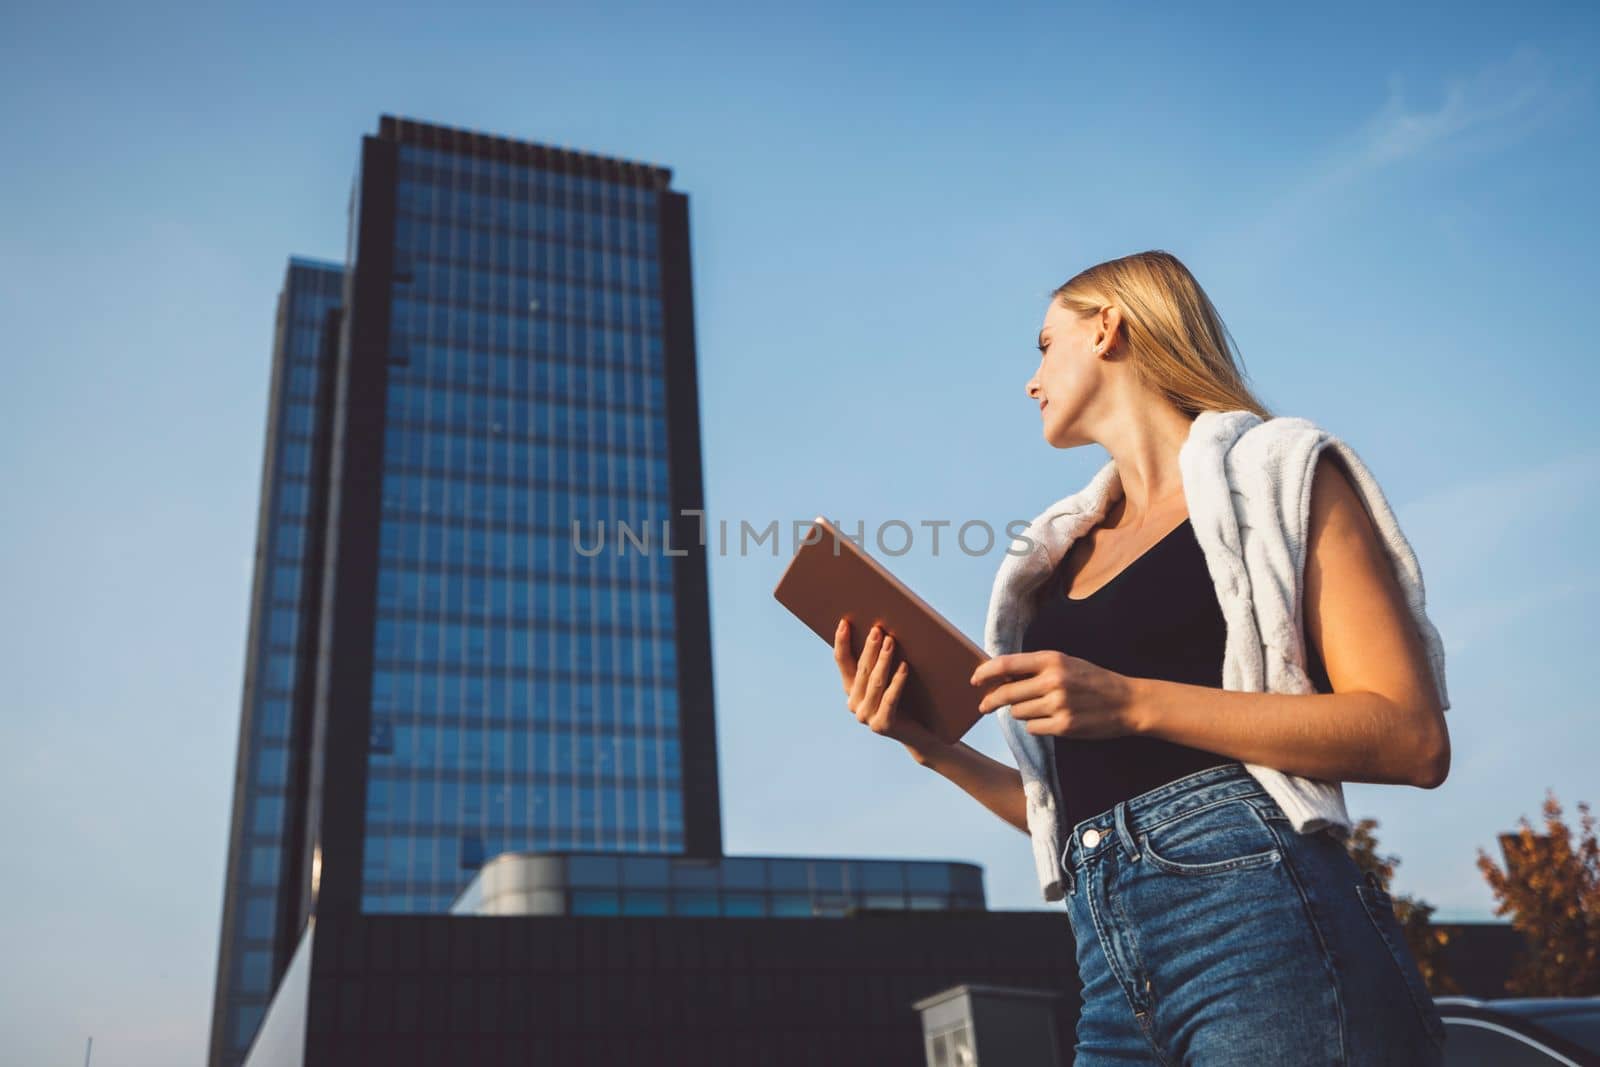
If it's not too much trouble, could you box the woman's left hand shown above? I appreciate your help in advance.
[970,651,1143,739]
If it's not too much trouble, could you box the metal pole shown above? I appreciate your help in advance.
[84,1036,93,1066]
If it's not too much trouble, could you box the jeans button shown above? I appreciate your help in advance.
[1083,828,1101,848]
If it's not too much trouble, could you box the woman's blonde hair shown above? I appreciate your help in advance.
[1052,250,1273,419]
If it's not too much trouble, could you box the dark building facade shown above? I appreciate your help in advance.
[210,115,724,1066]
[241,910,1083,1067]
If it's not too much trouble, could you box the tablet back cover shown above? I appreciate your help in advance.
[772,515,995,746]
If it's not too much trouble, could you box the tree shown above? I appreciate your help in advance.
[1475,790,1600,996]
[1345,817,1459,994]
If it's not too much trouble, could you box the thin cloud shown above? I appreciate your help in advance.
[1354,45,1559,169]
[1398,446,1600,656]
[1399,446,1600,581]
[1443,571,1600,656]
[1227,44,1582,254]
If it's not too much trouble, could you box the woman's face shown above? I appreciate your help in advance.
[1027,301,1108,448]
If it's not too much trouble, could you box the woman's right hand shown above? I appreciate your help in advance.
[833,617,947,763]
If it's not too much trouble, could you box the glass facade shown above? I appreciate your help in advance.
[236,918,315,1067]
[449,852,989,918]
[212,258,344,1066]
[361,142,686,913]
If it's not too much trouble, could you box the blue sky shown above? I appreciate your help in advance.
[2,2,1597,1063]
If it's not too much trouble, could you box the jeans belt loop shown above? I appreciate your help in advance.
[1114,800,1139,859]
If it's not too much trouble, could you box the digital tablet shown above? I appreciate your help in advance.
[772,514,1001,747]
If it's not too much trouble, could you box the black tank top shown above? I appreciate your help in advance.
[1021,515,1334,829]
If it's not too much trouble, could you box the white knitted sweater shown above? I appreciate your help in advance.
[984,409,1451,903]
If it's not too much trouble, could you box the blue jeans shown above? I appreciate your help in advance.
[1061,761,1447,1065]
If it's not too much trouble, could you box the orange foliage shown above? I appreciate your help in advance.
[1475,791,1600,996]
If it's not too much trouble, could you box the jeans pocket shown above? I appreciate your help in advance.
[1354,872,1447,1048]
[1136,796,1283,876]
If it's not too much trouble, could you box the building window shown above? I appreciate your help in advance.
[369,716,394,754]
[568,855,619,887]
[251,796,284,835]
[767,862,809,891]
[770,894,812,918]
[718,858,766,890]
[721,892,765,918]
[859,863,906,893]
[570,891,620,916]
[254,746,287,787]
[231,1002,265,1048]
[620,856,669,888]
[906,864,952,893]
[238,949,271,994]
[621,891,668,916]
[248,846,281,886]
[460,833,484,870]
[243,896,273,938]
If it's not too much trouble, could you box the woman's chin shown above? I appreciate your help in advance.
[1042,422,1086,449]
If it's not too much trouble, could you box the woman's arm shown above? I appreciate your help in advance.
[910,740,1030,834]
[1128,452,1450,787]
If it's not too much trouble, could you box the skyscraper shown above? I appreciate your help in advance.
[324,115,721,918]
[209,115,721,1066]
[209,257,345,1067]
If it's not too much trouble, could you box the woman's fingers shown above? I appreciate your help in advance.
[869,660,911,733]
[866,632,896,710]
[849,623,887,711]
[976,656,1065,714]
[977,672,1048,714]
[833,617,855,692]
[837,619,914,732]
[855,631,895,722]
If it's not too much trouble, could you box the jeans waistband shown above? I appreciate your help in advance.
[1059,761,1271,878]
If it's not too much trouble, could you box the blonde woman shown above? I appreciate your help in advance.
[834,251,1450,1064]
